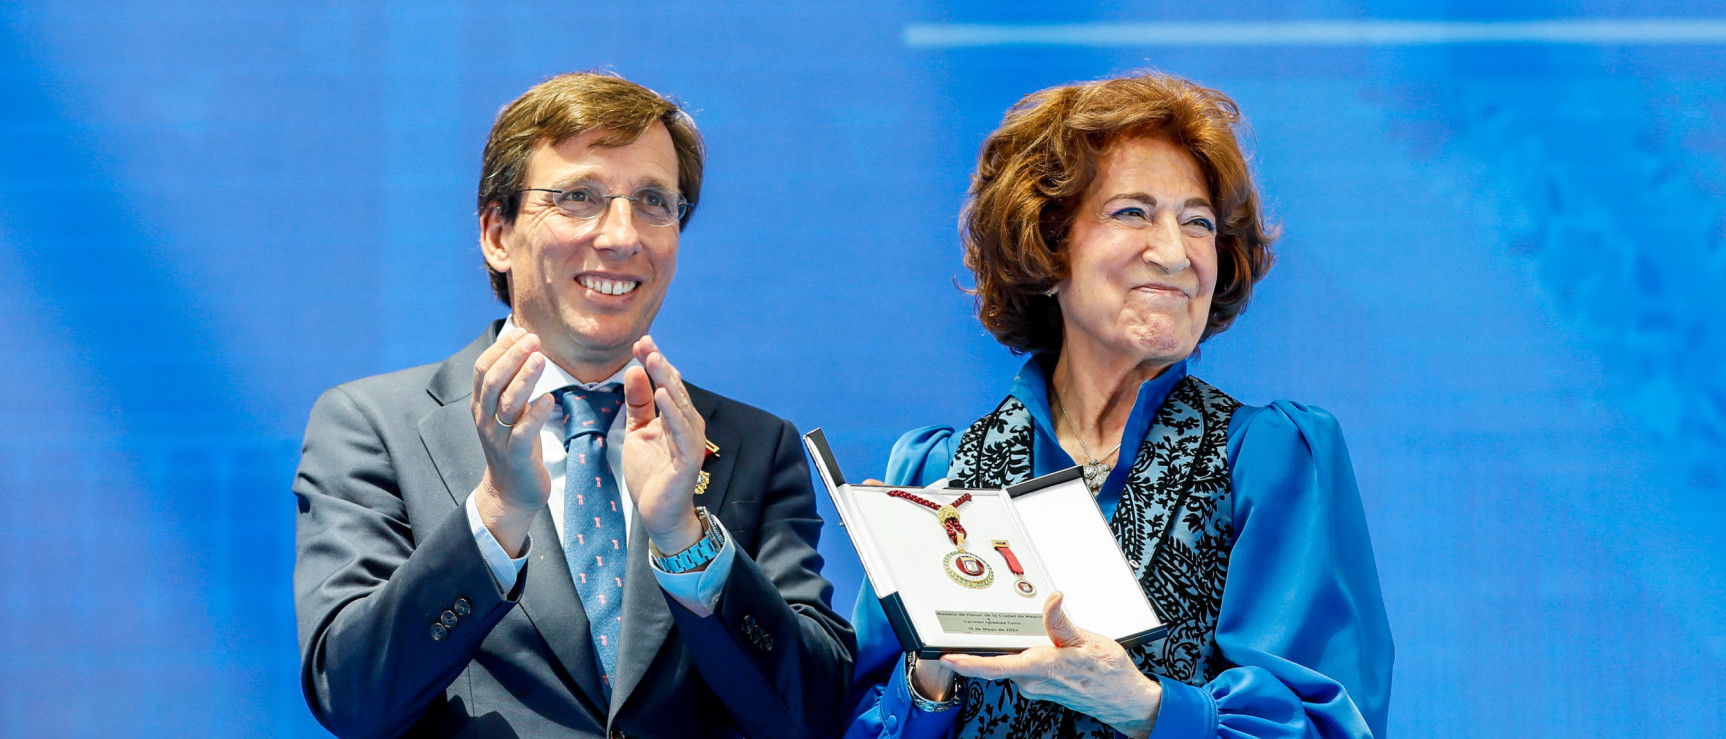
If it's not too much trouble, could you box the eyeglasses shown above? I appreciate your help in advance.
[517,184,689,228]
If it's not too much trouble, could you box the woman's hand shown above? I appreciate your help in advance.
[942,591,1163,738]
[912,653,959,701]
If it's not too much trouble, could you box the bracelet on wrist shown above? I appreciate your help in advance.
[903,652,959,713]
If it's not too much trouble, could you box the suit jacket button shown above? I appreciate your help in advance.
[453,598,472,616]
[430,622,447,641]
[441,610,459,628]
[761,634,774,652]
[741,614,756,631]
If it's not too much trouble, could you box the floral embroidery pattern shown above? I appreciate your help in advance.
[946,377,1240,738]
[949,398,1034,487]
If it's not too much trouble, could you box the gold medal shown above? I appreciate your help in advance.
[944,551,994,588]
[888,489,994,590]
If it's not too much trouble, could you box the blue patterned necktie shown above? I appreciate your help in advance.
[555,384,628,698]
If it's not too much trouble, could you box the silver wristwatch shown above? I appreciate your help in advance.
[903,652,960,713]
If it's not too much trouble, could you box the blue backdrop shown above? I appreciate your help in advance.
[3,2,1723,736]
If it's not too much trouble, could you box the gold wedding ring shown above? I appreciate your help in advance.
[494,410,517,428]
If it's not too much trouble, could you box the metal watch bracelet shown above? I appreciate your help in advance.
[903,652,960,713]
[649,507,724,574]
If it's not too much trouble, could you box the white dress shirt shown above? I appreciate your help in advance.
[464,317,735,616]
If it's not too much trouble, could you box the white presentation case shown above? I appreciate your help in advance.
[803,428,1166,657]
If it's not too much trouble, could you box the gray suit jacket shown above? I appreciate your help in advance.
[293,323,855,738]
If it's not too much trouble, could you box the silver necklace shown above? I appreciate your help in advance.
[1054,396,1123,495]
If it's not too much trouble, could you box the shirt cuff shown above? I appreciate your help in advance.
[1145,674,1216,739]
[466,492,529,593]
[650,518,736,617]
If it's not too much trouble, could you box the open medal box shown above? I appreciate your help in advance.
[803,428,1166,657]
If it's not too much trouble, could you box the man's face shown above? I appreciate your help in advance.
[482,123,681,378]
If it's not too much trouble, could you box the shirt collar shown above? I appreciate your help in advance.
[500,316,639,401]
[1009,353,1189,501]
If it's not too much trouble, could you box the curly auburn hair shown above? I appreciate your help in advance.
[961,71,1276,355]
[478,71,705,305]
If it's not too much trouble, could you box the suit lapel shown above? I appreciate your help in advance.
[607,385,740,718]
[609,507,672,719]
[518,509,610,713]
[419,401,485,510]
[689,393,741,522]
[418,327,494,511]
[416,322,609,716]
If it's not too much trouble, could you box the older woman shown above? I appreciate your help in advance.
[842,72,1393,738]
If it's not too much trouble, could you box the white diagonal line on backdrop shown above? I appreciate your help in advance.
[903,20,1726,48]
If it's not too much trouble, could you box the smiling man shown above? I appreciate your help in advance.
[293,72,854,739]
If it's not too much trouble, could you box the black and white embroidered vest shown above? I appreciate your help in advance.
[947,376,1241,739]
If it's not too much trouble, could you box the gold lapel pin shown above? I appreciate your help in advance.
[694,441,719,496]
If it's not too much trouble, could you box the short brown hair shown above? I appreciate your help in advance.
[961,71,1276,355]
[478,71,706,305]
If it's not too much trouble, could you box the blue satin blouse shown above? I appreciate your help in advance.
[842,356,1393,738]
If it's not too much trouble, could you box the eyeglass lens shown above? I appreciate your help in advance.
[553,185,683,226]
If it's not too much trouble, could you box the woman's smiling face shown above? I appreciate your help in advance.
[1056,135,1219,368]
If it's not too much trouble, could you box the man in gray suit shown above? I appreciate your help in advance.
[293,72,854,738]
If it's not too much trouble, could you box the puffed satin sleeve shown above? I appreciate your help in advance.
[844,426,963,739]
[1149,401,1394,739]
